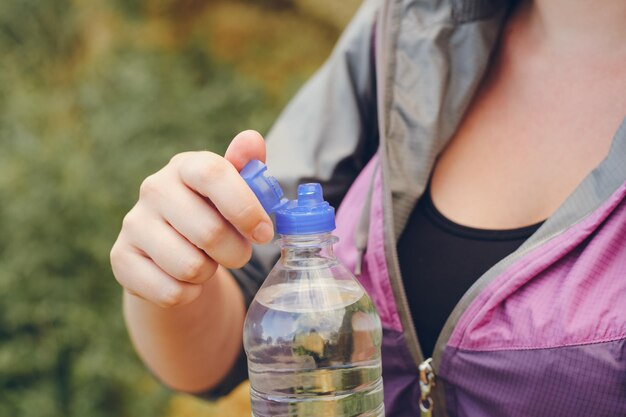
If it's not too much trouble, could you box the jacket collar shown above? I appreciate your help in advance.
[377,0,510,237]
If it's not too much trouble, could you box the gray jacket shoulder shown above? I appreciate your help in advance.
[234,0,383,308]
[266,0,382,207]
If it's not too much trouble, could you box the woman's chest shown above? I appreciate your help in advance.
[430,43,626,231]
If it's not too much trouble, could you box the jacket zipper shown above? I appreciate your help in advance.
[375,0,438,414]
[419,358,436,417]
[380,153,441,411]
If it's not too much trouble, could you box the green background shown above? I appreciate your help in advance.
[0,0,358,415]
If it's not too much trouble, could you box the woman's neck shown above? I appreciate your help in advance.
[517,0,626,56]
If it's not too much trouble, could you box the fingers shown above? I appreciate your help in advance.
[146,180,253,269]
[111,239,203,308]
[175,151,274,244]
[224,130,266,171]
[110,131,272,309]
[124,208,219,283]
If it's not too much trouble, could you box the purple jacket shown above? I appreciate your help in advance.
[223,0,626,415]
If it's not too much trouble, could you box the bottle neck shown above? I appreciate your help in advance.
[278,232,338,268]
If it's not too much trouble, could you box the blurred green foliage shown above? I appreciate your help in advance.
[0,0,357,416]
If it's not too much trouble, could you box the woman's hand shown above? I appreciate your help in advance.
[111,130,273,307]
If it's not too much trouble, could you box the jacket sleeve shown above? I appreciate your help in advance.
[198,0,381,399]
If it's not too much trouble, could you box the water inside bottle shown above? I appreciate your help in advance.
[244,279,384,417]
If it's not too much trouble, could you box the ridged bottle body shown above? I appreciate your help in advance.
[243,234,384,417]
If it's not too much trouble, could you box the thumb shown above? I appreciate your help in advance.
[224,130,267,171]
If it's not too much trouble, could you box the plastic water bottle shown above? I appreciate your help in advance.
[241,160,385,417]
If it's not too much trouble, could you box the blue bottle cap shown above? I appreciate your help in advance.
[241,160,336,235]
[240,160,288,214]
[275,183,336,235]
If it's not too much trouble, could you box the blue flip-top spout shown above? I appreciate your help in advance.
[241,160,335,235]
[240,160,287,214]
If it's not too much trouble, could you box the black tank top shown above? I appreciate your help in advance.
[397,185,543,358]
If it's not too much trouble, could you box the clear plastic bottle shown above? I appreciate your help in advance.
[241,161,384,417]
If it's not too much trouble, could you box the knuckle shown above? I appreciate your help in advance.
[197,220,227,250]
[139,174,162,200]
[121,208,144,236]
[109,243,133,288]
[109,241,123,268]
[179,254,207,282]
[169,152,189,166]
[196,153,227,185]
[159,285,185,308]
[121,211,136,232]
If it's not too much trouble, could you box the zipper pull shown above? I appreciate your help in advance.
[419,358,436,417]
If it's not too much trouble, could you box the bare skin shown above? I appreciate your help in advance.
[111,130,272,392]
[431,0,626,229]
[111,0,626,395]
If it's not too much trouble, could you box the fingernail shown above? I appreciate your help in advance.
[252,221,274,243]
